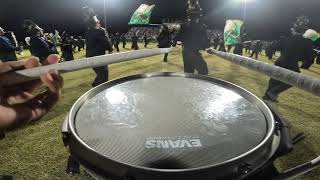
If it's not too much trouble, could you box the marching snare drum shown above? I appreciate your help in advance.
[62,73,281,180]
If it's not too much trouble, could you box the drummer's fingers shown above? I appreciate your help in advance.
[0,61,25,74]
[21,56,60,93]
[27,89,60,122]
[0,57,40,74]
[3,90,60,131]
[41,54,60,66]
[40,69,64,94]
[5,91,34,105]
[24,57,41,69]
[3,57,42,98]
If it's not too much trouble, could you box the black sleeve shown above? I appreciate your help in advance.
[0,37,16,52]
[301,41,314,69]
[201,24,210,49]
[177,24,185,41]
[99,29,113,52]
[30,38,53,59]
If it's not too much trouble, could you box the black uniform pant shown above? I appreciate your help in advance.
[62,52,74,61]
[233,44,243,55]
[172,41,177,47]
[78,45,84,51]
[92,66,109,87]
[163,53,168,62]
[219,45,226,52]
[122,41,126,48]
[316,56,320,64]
[114,42,120,52]
[131,42,139,50]
[182,49,208,75]
[266,51,273,60]
[265,78,292,99]
[250,50,259,59]
[227,45,232,52]
[144,41,148,48]
[213,43,219,50]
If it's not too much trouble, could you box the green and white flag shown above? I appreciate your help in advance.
[303,29,320,42]
[129,4,155,25]
[224,20,244,46]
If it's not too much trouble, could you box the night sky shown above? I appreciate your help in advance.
[1,0,320,41]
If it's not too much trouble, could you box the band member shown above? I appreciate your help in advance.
[110,33,115,48]
[114,32,121,52]
[263,30,314,102]
[83,7,113,87]
[219,37,226,52]
[131,32,139,50]
[0,27,18,62]
[121,33,127,49]
[171,31,179,47]
[213,36,220,50]
[157,25,171,62]
[76,36,85,51]
[144,34,149,48]
[61,31,74,61]
[250,40,262,59]
[23,20,58,63]
[64,7,113,175]
[179,1,210,75]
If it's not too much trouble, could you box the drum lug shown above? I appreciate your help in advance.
[238,163,253,175]
[62,112,71,146]
[274,122,281,136]
[62,112,70,134]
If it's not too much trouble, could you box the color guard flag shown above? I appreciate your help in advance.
[129,4,155,25]
[303,29,320,42]
[224,20,244,45]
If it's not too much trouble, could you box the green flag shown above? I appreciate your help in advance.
[303,29,320,42]
[129,4,155,25]
[224,20,244,46]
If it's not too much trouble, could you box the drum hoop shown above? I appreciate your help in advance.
[68,72,276,172]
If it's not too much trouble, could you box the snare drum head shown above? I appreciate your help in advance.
[72,73,271,170]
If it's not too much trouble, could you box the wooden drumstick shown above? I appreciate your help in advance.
[207,48,320,97]
[0,48,172,87]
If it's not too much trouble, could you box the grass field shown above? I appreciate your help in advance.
[1,43,320,180]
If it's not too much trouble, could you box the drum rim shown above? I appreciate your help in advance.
[68,72,275,172]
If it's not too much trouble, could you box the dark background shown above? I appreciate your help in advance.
[0,0,320,41]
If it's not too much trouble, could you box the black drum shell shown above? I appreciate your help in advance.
[64,73,277,180]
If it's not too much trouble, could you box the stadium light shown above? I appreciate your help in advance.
[103,0,119,28]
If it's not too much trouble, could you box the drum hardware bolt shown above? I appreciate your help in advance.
[238,163,253,175]
[274,122,281,134]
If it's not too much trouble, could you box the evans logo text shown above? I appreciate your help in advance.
[145,137,202,149]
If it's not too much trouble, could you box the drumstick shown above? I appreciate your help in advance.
[272,156,320,180]
[207,48,320,97]
[0,48,171,87]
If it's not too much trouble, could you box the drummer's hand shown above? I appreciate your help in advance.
[0,55,64,133]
